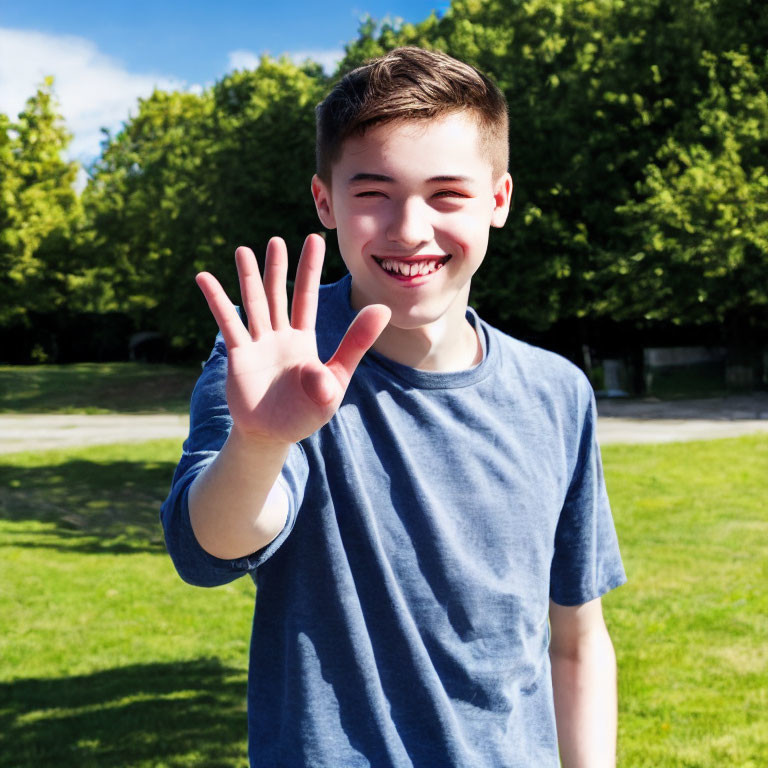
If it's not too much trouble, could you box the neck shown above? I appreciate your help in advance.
[370,309,482,372]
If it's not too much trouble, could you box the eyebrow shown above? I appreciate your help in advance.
[348,173,394,183]
[428,175,473,183]
[348,173,473,184]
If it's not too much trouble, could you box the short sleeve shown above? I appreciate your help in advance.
[160,332,309,587]
[549,383,626,606]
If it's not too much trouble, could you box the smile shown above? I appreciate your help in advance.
[373,255,451,279]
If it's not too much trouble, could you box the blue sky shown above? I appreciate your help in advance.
[0,0,448,164]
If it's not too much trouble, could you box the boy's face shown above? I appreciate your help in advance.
[312,113,512,331]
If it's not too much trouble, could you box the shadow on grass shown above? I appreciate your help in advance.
[0,659,248,768]
[0,457,176,555]
[0,363,200,414]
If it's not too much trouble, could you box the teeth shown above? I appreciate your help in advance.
[378,258,447,276]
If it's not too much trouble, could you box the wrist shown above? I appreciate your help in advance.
[226,424,293,456]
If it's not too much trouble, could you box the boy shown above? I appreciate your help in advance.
[161,47,626,767]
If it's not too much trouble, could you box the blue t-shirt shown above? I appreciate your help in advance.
[161,274,626,768]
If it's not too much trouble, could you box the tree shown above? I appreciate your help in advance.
[84,58,327,354]
[82,88,216,325]
[611,48,768,326]
[338,0,768,337]
[0,112,19,308]
[337,0,642,331]
[78,0,768,356]
[0,78,80,326]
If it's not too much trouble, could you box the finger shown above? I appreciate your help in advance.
[291,234,325,331]
[263,237,289,331]
[235,246,272,340]
[326,304,391,389]
[196,272,251,349]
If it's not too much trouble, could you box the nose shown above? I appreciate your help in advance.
[386,197,433,247]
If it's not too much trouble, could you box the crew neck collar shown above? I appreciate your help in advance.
[329,274,496,390]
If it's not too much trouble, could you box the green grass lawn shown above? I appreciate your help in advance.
[0,440,253,767]
[0,363,202,414]
[1,436,766,767]
[604,436,768,767]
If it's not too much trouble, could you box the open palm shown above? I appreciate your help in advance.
[196,234,390,446]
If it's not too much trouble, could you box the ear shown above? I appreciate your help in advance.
[311,174,337,230]
[490,172,513,229]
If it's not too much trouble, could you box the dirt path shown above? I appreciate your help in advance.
[2,394,768,453]
[596,392,768,444]
[596,416,768,444]
[0,413,189,454]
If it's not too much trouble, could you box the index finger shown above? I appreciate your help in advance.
[196,272,251,349]
[290,234,325,331]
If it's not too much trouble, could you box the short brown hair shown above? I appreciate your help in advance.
[315,47,509,182]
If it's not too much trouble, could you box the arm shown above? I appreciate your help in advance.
[549,597,618,768]
[188,234,390,560]
[187,425,292,560]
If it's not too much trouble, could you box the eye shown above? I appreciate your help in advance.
[354,190,386,198]
[433,190,468,199]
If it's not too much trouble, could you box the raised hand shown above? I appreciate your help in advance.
[196,234,390,447]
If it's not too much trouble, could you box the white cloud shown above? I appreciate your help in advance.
[0,27,343,178]
[289,48,345,74]
[0,27,187,167]
[228,47,344,75]
[227,50,263,72]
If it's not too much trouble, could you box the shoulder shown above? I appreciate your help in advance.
[483,320,592,404]
[476,318,596,451]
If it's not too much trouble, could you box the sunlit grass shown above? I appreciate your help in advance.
[0,440,252,767]
[604,435,768,767]
[1,436,767,766]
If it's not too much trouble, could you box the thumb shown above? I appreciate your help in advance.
[300,360,341,408]
[326,304,391,390]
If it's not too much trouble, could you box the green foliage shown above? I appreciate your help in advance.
[615,48,768,324]
[83,59,327,353]
[0,79,81,326]
[81,88,216,321]
[3,0,767,353]
[339,0,768,333]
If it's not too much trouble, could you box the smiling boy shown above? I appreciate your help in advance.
[162,47,626,767]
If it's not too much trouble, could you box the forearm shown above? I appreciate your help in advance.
[550,625,618,768]
[188,426,291,560]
